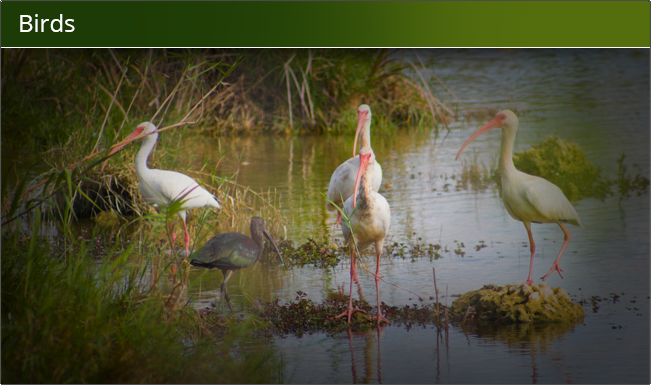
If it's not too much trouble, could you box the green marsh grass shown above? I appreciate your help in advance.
[1,190,284,383]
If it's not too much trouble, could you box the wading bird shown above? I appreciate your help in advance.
[455,110,582,285]
[327,105,383,225]
[108,122,221,257]
[336,146,391,325]
[189,217,284,310]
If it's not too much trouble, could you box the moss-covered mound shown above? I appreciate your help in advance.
[512,136,612,201]
[451,283,585,324]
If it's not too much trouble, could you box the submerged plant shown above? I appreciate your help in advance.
[616,153,650,199]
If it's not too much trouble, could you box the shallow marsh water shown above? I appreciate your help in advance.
[184,49,649,383]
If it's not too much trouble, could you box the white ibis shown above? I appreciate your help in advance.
[336,146,391,325]
[190,216,284,310]
[455,110,582,285]
[326,104,383,225]
[108,122,221,257]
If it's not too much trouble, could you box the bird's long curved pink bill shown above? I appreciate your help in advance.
[352,153,371,208]
[455,115,502,160]
[352,112,365,158]
[101,125,156,170]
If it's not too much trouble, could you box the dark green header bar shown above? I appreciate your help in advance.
[2,1,649,47]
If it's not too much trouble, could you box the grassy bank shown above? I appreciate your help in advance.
[2,48,460,223]
[2,49,457,149]
[1,206,284,383]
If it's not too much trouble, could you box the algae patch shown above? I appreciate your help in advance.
[451,283,585,324]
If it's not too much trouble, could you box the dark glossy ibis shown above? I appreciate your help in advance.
[190,217,284,310]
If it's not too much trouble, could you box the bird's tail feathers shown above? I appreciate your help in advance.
[189,259,215,268]
[210,195,221,209]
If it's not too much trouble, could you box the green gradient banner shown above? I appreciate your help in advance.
[2,1,649,47]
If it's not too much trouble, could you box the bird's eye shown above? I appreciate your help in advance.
[500,114,506,120]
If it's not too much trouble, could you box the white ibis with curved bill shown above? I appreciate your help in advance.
[456,110,582,285]
[336,146,391,325]
[190,216,283,310]
[326,104,383,225]
[108,122,221,257]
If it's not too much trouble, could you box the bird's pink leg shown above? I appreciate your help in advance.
[525,224,536,286]
[335,248,366,323]
[336,211,342,226]
[374,249,389,326]
[351,251,360,285]
[541,223,570,281]
[182,219,190,257]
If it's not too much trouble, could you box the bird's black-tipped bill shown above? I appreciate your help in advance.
[263,229,284,266]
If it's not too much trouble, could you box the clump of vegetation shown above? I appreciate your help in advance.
[274,237,450,269]
[276,237,342,268]
[252,291,447,336]
[450,283,585,324]
[223,49,457,134]
[385,240,443,261]
[512,136,613,201]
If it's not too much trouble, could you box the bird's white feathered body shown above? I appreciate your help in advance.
[341,158,390,253]
[327,155,382,212]
[132,123,220,222]
[343,188,390,251]
[501,169,582,227]
[136,167,221,222]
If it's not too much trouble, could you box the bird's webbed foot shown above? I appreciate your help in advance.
[333,307,367,324]
[541,262,564,281]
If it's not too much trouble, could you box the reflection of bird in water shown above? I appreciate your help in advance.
[346,327,385,383]
[190,217,284,310]
[108,122,221,257]
[336,145,391,326]
[456,110,582,285]
[326,104,383,226]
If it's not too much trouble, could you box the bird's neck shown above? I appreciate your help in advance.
[134,134,157,177]
[356,161,375,208]
[499,128,517,178]
[251,228,266,262]
[359,122,371,152]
